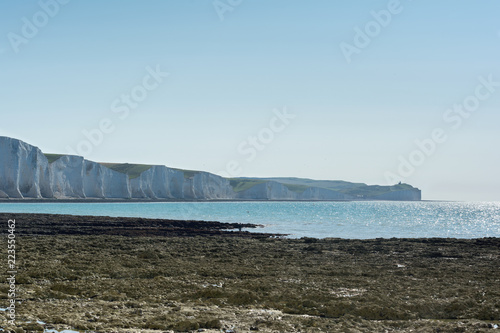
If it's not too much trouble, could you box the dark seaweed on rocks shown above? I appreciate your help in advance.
[0,214,499,332]
[3,213,285,238]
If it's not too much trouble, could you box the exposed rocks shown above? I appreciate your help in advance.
[0,213,498,332]
[0,213,282,238]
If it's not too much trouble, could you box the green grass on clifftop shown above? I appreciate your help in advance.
[43,154,64,163]
[100,163,153,179]
[229,179,267,193]
[230,177,417,197]
[282,183,310,193]
[337,183,415,197]
[172,168,201,179]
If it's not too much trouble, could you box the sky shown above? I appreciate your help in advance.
[0,0,499,201]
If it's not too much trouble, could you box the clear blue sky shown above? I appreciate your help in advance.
[1,0,499,201]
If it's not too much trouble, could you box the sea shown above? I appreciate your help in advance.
[0,201,499,239]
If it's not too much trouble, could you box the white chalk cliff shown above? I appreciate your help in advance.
[0,137,52,199]
[0,137,421,201]
[129,166,234,200]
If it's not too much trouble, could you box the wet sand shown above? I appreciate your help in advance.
[0,213,499,332]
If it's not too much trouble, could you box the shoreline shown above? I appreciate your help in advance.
[0,198,432,203]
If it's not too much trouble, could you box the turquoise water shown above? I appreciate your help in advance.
[0,201,499,239]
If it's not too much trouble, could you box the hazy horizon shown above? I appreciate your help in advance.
[1,1,499,201]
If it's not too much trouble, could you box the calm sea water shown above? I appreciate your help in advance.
[0,201,499,239]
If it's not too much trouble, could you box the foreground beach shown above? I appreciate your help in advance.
[1,214,499,332]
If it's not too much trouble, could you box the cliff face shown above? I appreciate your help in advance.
[49,156,131,199]
[299,187,354,201]
[0,137,235,200]
[237,181,298,200]
[372,189,421,201]
[236,182,358,201]
[129,167,234,200]
[0,137,52,199]
[184,172,236,200]
[130,166,182,199]
[0,137,422,201]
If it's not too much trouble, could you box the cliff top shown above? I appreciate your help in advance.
[230,177,418,198]
[99,163,153,179]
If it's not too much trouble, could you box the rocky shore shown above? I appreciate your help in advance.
[0,213,499,332]
[1,213,281,238]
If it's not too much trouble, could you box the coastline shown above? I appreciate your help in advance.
[0,213,499,332]
[0,198,445,203]
[0,198,354,203]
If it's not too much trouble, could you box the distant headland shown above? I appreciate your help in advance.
[0,136,421,201]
